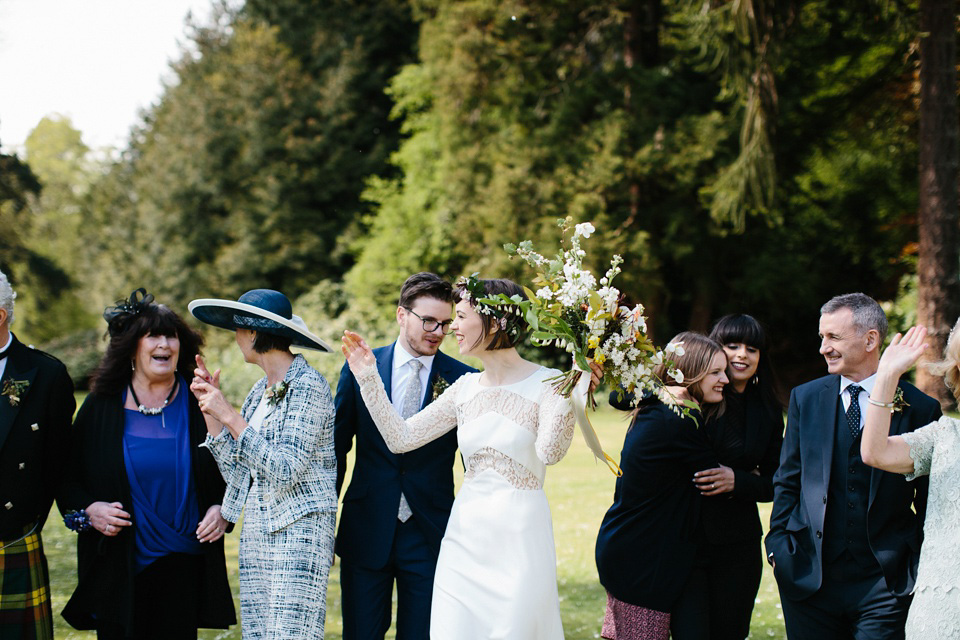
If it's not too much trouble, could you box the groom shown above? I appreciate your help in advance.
[335,272,475,640]
[766,293,941,639]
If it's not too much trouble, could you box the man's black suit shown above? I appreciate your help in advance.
[765,374,941,638]
[0,334,75,635]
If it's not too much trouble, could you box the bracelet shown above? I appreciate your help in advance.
[63,509,92,532]
[867,396,896,412]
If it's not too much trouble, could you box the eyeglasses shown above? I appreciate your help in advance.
[405,308,453,335]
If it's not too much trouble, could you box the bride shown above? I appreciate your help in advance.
[341,275,596,639]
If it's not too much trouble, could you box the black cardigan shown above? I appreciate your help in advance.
[595,398,717,611]
[700,387,784,544]
[59,388,236,632]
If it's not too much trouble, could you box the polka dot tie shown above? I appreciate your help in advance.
[846,384,863,438]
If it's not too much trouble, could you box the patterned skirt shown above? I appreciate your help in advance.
[0,523,52,640]
[601,591,670,640]
[238,482,336,639]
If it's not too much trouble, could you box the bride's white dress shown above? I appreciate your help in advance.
[355,364,575,640]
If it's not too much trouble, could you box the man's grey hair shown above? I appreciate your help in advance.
[0,270,15,326]
[821,292,887,343]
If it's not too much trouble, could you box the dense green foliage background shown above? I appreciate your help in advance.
[0,0,943,398]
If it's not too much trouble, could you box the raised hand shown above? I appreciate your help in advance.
[878,325,929,378]
[193,354,221,391]
[342,330,376,374]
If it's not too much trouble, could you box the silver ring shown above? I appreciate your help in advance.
[711,483,715,488]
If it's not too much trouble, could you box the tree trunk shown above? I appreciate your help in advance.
[916,0,960,409]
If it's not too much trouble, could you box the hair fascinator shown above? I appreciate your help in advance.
[103,288,155,337]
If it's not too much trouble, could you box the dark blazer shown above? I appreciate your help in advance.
[701,388,784,544]
[764,375,941,602]
[596,398,718,612]
[59,388,236,632]
[334,343,475,569]
[0,335,75,539]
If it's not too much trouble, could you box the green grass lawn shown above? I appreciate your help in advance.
[43,404,786,639]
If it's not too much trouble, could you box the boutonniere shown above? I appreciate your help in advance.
[1,379,30,407]
[432,376,451,402]
[265,380,289,407]
[892,387,910,413]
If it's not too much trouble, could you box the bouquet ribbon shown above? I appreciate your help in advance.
[571,373,622,476]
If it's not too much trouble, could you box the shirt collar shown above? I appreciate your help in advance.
[839,373,877,397]
[393,340,435,372]
[0,332,12,359]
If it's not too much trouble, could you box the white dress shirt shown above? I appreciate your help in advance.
[391,341,434,412]
[839,373,877,430]
[0,331,12,380]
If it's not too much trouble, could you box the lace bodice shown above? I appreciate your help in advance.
[902,416,960,595]
[354,364,575,489]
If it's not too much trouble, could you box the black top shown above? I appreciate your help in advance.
[595,397,717,611]
[700,386,784,544]
[59,389,236,632]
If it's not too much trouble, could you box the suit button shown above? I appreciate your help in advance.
[849,467,856,474]
[822,496,827,504]
[4,502,12,510]
[816,530,822,539]
[31,423,39,431]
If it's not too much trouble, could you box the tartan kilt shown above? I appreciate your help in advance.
[0,523,53,640]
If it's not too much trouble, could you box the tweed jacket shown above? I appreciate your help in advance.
[0,335,75,539]
[204,354,337,532]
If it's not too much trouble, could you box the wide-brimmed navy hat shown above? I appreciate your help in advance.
[188,289,332,352]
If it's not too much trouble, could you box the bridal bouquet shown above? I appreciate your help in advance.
[478,219,689,473]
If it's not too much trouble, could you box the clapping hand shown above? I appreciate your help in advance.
[193,354,221,390]
[342,331,376,374]
[879,325,929,377]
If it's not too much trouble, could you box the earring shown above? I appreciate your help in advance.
[131,360,136,372]
[752,374,759,386]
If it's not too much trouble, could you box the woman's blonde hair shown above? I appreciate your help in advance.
[653,331,726,419]
[927,318,960,403]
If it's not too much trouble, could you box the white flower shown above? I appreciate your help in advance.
[574,222,595,238]
[669,368,684,384]
[665,341,684,356]
[536,288,554,301]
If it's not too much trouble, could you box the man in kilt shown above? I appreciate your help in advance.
[0,270,75,639]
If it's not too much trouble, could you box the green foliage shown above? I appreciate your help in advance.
[38,329,105,390]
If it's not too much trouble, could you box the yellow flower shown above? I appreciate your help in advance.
[587,335,600,350]
[594,352,606,365]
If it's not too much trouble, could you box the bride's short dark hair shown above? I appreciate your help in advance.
[455,278,528,351]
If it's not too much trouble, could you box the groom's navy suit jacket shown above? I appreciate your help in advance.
[334,342,475,569]
[765,374,940,602]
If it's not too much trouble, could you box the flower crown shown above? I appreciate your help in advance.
[103,288,154,337]
[456,273,526,343]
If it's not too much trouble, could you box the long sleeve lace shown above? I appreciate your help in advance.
[535,383,575,465]
[354,363,464,453]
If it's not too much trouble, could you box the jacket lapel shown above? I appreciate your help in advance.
[0,338,39,452]
[377,343,396,403]
[816,376,840,492]
[423,353,449,410]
